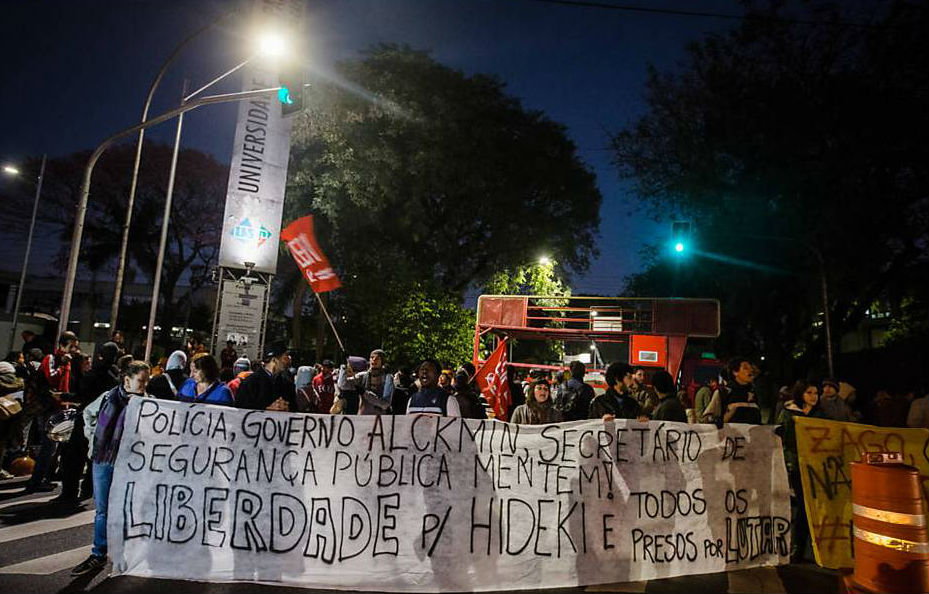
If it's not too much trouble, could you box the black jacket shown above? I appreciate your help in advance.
[235,369,275,410]
[589,388,641,420]
[652,395,687,423]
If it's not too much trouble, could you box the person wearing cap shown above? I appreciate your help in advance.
[234,347,293,411]
[146,350,188,400]
[226,357,252,396]
[339,349,394,415]
[818,378,854,422]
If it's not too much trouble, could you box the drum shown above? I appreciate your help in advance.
[46,408,80,442]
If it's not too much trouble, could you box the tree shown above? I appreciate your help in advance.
[282,45,601,359]
[30,142,227,346]
[612,2,929,379]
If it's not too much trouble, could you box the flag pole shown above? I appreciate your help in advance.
[312,289,344,353]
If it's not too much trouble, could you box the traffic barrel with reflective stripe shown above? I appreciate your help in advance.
[851,456,929,594]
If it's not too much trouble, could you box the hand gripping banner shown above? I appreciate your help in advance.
[281,215,342,293]
[108,399,790,591]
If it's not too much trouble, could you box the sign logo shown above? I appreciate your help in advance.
[229,218,272,247]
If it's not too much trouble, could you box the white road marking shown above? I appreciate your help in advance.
[0,493,61,511]
[0,509,95,544]
[0,545,92,575]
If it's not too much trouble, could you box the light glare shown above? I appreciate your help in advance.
[3,165,20,176]
[256,31,286,57]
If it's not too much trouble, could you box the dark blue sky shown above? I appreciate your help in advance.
[0,0,740,293]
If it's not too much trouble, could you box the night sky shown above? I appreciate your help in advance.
[0,0,739,293]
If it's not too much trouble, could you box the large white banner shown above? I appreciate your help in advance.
[217,0,303,273]
[109,399,790,591]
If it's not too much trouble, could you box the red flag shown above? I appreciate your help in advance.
[475,340,511,420]
[281,216,342,293]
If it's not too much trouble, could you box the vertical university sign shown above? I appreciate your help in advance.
[218,0,303,272]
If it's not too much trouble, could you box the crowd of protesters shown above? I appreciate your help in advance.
[1,328,928,575]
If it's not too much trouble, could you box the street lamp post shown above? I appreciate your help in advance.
[109,10,240,331]
[4,154,46,351]
[57,85,285,339]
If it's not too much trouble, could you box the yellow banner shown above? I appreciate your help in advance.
[794,416,929,568]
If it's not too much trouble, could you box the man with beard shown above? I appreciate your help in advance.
[589,362,644,421]
[339,349,394,415]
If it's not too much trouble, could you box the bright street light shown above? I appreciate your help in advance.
[539,256,551,266]
[2,165,20,176]
[674,242,685,253]
[256,30,286,58]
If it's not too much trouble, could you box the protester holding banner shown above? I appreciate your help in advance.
[776,380,827,561]
[650,370,687,423]
[176,354,233,407]
[509,378,560,424]
[234,348,290,411]
[339,349,394,415]
[589,362,643,420]
[145,350,187,400]
[71,360,151,577]
[407,359,460,415]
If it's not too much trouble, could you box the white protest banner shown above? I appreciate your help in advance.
[108,399,790,591]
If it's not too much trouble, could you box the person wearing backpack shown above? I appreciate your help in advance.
[555,361,595,421]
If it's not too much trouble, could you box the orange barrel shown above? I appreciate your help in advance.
[851,455,929,594]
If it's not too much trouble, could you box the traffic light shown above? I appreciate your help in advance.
[671,221,691,255]
[278,62,305,117]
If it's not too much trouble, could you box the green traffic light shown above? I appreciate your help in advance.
[278,87,293,105]
[674,242,685,253]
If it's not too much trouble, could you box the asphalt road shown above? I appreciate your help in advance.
[0,476,840,594]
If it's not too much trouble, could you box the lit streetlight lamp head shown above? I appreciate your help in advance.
[2,165,20,176]
[256,30,286,58]
[539,256,551,266]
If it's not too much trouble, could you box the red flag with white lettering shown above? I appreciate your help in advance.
[475,340,511,420]
[281,216,342,293]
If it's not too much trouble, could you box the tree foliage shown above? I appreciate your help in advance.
[27,142,226,343]
[612,2,929,378]
[283,45,601,361]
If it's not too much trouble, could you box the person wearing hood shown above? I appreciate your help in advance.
[450,366,488,420]
[71,361,151,576]
[146,350,188,400]
[0,361,25,479]
[509,379,559,425]
[226,357,252,397]
[52,342,122,503]
[776,380,827,562]
[293,365,316,412]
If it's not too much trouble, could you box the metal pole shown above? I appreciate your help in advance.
[312,290,344,352]
[815,252,835,378]
[8,154,46,350]
[58,85,283,337]
[144,80,189,363]
[110,11,240,330]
